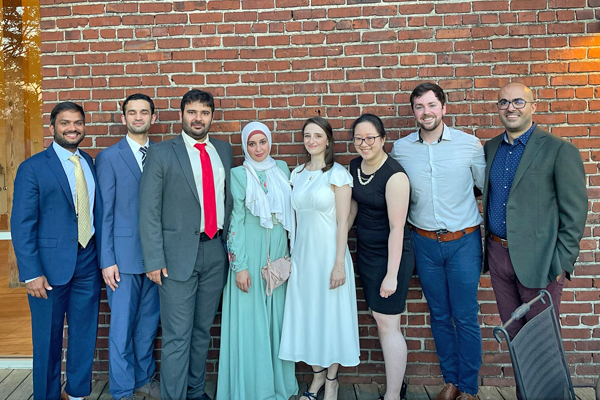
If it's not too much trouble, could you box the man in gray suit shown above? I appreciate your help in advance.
[483,82,587,339]
[139,90,233,400]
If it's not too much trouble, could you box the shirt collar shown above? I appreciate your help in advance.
[502,122,536,146]
[126,134,149,153]
[53,141,82,161]
[414,123,450,144]
[182,131,214,150]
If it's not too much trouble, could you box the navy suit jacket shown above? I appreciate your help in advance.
[95,137,152,274]
[11,145,102,285]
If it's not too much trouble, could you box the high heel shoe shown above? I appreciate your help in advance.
[378,378,408,400]
[300,368,327,400]
[401,378,408,400]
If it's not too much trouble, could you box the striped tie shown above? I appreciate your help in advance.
[68,155,92,248]
[140,146,148,168]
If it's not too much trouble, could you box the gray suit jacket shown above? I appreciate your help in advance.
[139,134,234,281]
[482,126,588,288]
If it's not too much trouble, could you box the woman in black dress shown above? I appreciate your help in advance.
[348,114,414,400]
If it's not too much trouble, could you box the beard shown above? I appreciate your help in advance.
[182,119,211,141]
[127,121,151,135]
[417,115,443,133]
[54,129,84,150]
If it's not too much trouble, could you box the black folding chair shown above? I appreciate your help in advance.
[493,290,575,400]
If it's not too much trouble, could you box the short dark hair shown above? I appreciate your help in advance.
[302,116,335,173]
[122,93,155,115]
[180,90,215,114]
[410,82,446,109]
[351,113,386,138]
[50,102,85,127]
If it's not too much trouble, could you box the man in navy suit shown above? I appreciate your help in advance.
[11,102,102,400]
[96,94,161,400]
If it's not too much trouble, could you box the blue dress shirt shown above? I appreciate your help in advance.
[487,123,536,239]
[52,141,96,236]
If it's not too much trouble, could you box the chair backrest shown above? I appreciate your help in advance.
[510,306,574,400]
[493,290,575,400]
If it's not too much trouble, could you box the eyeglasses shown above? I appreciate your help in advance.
[353,136,380,146]
[496,98,533,110]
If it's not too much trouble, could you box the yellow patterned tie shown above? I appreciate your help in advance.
[69,155,92,248]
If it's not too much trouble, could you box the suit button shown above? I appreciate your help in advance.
[195,231,199,235]
[72,238,77,242]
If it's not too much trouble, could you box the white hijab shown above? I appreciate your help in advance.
[242,122,295,252]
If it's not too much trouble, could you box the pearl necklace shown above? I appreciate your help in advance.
[357,156,386,186]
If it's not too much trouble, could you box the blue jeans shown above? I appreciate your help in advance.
[411,229,482,395]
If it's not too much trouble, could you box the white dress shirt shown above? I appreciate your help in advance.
[181,132,225,233]
[390,124,486,232]
[126,134,150,172]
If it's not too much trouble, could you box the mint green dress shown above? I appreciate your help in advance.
[217,160,298,400]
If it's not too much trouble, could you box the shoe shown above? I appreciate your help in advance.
[189,394,212,400]
[135,378,161,399]
[378,379,408,400]
[456,393,478,400]
[60,391,85,400]
[300,368,327,400]
[60,392,86,400]
[434,383,460,400]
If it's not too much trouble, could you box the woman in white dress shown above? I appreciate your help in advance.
[279,117,360,400]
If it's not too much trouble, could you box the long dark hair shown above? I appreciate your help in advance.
[302,116,335,173]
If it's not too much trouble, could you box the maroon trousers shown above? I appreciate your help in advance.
[486,236,565,340]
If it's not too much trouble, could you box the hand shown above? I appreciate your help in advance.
[380,274,397,298]
[26,276,52,299]
[330,261,346,289]
[556,274,562,282]
[102,264,121,291]
[146,268,168,285]
[235,270,251,293]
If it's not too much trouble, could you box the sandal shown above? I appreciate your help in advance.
[300,368,327,400]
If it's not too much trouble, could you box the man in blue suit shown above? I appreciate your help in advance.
[11,102,102,400]
[96,93,161,400]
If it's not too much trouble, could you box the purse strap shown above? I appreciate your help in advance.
[266,226,270,264]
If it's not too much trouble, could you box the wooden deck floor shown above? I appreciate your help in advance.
[0,369,597,400]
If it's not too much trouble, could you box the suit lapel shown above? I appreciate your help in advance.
[46,145,75,210]
[118,137,142,183]
[482,134,502,217]
[510,128,547,192]
[172,135,201,205]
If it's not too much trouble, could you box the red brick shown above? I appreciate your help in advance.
[398,3,434,15]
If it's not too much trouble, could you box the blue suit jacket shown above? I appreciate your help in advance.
[11,145,102,285]
[96,137,152,274]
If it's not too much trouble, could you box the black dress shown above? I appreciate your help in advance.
[350,156,415,315]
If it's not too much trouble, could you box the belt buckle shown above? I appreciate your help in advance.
[436,229,448,242]
[500,238,508,249]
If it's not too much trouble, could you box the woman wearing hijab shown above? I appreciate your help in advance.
[217,122,298,400]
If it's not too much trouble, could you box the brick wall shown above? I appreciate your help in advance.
[40,0,600,387]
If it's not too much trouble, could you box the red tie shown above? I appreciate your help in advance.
[194,143,218,239]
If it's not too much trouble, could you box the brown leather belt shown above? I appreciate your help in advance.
[412,226,480,242]
[490,233,509,249]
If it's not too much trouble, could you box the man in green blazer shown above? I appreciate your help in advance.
[482,82,587,339]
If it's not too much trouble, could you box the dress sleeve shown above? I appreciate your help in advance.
[329,163,353,188]
[290,164,301,186]
[227,167,249,272]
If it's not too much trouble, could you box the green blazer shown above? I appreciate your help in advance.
[482,126,587,288]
